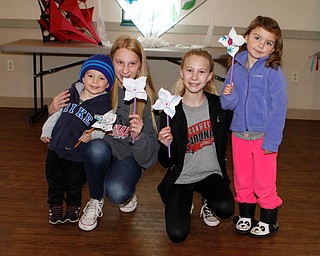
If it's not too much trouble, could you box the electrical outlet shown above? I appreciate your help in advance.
[292,71,298,83]
[7,60,14,72]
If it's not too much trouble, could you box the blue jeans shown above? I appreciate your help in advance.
[84,139,142,204]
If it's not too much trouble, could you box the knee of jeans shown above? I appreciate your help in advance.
[104,181,130,204]
[86,139,112,162]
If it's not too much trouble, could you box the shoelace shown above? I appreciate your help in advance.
[200,203,214,218]
[83,200,103,218]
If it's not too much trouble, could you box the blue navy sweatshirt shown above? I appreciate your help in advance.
[48,82,112,162]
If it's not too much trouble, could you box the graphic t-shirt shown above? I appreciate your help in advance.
[175,98,222,184]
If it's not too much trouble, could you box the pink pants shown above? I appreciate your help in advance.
[232,133,282,209]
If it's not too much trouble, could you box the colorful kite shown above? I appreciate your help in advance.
[115,0,207,47]
[309,52,319,71]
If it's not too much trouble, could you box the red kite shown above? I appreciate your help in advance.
[37,0,102,45]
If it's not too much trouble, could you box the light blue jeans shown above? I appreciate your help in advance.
[84,139,142,204]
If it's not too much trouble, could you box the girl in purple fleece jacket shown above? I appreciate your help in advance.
[220,16,287,238]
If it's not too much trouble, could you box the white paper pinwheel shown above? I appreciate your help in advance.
[152,88,182,158]
[218,27,245,57]
[218,27,245,86]
[123,77,148,101]
[122,76,147,144]
[92,110,117,132]
[152,87,182,118]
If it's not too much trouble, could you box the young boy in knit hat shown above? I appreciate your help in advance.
[40,54,115,225]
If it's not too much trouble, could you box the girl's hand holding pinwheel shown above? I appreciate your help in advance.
[123,77,147,143]
[152,87,182,158]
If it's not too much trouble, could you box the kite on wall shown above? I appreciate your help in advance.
[37,0,102,45]
[309,52,319,71]
[115,0,207,47]
[115,0,207,38]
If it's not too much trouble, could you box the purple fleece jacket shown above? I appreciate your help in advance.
[220,50,287,152]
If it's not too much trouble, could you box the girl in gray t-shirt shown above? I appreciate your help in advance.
[158,49,234,243]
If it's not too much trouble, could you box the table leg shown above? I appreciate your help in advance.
[29,52,47,123]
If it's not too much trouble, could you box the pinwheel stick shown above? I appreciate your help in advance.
[132,97,137,144]
[167,114,171,158]
[74,127,94,149]
[230,57,235,86]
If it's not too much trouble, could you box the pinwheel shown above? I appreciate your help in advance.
[152,88,182,158]
[92,110,117,132]
[218,27,245,86]
[74,110,117,149]
[123,77,148,143]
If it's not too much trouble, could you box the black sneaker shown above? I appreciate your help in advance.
[64,205,81,223]
[49,204,64,224]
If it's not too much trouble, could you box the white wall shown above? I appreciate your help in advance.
[0,0,319,119]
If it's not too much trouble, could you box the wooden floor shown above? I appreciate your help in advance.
[0,107,319,256]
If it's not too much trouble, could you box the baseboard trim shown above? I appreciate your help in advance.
[0,97,52,109]
[286,108,320,120]
[0,97,319,120]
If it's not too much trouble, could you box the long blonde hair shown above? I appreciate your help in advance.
[172,49,216,96]
[110,35,158,131]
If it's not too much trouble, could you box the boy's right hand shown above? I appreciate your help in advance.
[79,129,92,143]
[48,90,70,115]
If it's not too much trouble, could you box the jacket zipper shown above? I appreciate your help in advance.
[244,68,250,131]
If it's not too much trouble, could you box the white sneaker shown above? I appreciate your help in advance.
[190,204,194,215]
[119,194,137,213]
[200,200,220,227]
[78,198,104,231]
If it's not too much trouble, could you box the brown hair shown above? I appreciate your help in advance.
[237,16,283,69]
[173,49,216,96]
